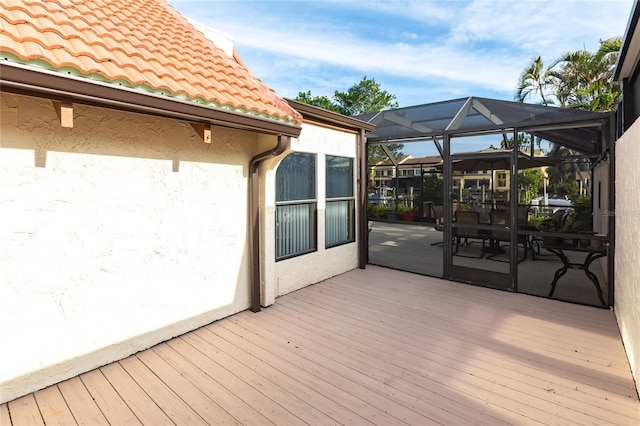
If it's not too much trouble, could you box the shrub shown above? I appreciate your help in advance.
[368,204,390,218]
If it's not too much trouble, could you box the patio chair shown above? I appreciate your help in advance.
[488,211,528,262]
[430,205,445,246]
[453,210,486,257]
[518,205,539,259]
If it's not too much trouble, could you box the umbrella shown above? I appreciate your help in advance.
[433,148,560,204]
[435,148,560,173]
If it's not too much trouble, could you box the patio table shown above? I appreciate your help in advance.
[544,245,607,306]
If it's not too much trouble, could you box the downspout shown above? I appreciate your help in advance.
[249,134,290,313]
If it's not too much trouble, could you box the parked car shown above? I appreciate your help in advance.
[369,193,394,205]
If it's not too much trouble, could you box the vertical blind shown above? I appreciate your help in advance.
[275,153,317,260]
[276,203,316,259]
[325,200,353,246]
[326,156,354,247]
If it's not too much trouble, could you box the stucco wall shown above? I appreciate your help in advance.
[0,93,260,402]
[261,122,359,305]
[615,117,640,395]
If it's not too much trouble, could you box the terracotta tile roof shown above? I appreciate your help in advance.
[0,0,302,126]
[402,155,443,165]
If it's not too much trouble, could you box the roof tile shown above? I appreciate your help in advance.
[1,33,43,59]
[0,0,302,125]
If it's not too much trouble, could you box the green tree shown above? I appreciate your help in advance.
[500,133,536,151]
[553,38,621,111]
[294,91,341,113]
[518,168,543,203]
[515,38,620,197]
[295,76,402,163]
[515,56,557,106]
[333,76,399,116]
[545,146,578,195]
[422,174,444,205]
[515,37,621,112]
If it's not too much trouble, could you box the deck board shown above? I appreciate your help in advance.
[33,385,76,425]
[57,377,108,425]
[152,341,273,425]
[263,299,558,424]
[177,329,332,425]
[6,394,44,426]
[135,347,240,424]
[188,325,405,426]
[79,369,141,425]
[199,324,365,425]
[117,356,208,425]
[287,278,634,394]
[225,310,515,425]
[174,333,303,425]
[99,362,173,425]
[2,266,639,425]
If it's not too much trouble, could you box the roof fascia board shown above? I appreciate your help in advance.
[1,63,301,138]
[614,0,640,81]
[285,99,375,132]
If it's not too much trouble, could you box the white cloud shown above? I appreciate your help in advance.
[168,0,634,105]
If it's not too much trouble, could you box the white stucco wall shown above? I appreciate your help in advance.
[261,122,360,305]
[614,117,640,395]
[0,93,262,402]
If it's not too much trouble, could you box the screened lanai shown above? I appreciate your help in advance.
[358,97,615,308]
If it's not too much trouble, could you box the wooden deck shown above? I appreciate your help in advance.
[2,266,639,425]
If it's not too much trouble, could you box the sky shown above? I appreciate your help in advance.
[168,0,634,156]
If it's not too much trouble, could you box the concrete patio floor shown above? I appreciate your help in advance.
[368,220,609,308]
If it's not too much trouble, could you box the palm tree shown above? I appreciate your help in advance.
[553,37,621,111]
[515,56,558,106]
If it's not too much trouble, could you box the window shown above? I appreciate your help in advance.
[497,172,507,187]
[276,153,316,260]
[326,155,355,247]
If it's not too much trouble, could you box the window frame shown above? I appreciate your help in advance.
[325,155,355,248]
[275,152,317,261]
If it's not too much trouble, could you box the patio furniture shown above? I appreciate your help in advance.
[487,211,529,262]
[545,244,607,306]
[432,205,444,230]
[453,210,486,258]
[517,205,539,260]
[429,204,451,246]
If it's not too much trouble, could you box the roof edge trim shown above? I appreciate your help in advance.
[0,55,298,126]
[0,62,301,137]
[614,0,640,81]
[285,99,376,132]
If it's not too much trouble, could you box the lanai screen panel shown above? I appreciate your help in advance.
[359,96,611,156]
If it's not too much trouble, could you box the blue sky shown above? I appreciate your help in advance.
[168,0,633,156]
